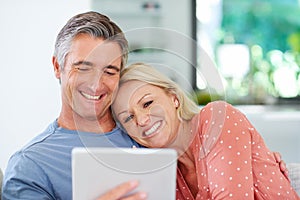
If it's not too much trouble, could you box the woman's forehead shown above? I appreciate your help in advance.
[118,81,148,98]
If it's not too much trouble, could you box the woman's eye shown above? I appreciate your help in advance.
[124,115,134,123]
[143,100,153,108]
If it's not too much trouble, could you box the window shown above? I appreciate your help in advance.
[196,0,300,104]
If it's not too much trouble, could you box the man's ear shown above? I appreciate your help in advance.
[52,56,61,80]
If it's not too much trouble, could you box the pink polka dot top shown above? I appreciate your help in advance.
[176,101,299,199]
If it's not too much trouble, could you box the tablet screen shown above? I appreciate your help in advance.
[72,147,177,200]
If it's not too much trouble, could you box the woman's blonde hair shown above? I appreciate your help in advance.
[119,63,199,120]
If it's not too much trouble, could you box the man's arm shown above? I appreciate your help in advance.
[2,152,55,200]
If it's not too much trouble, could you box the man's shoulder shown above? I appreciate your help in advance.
[21,120,58,151]
[3,120,73,200]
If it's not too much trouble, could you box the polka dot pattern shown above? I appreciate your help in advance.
[176,101,299,200]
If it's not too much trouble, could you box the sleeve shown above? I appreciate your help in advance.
[199,101,299,199]
[2,151,55,200]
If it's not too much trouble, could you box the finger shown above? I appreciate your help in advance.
[280,162,291,182]
[279,160,286,170]
[283,170,290,182]
[120,192,147,200]
[96,180,142,200]
[273,152,290,181]
[278,158,290,181]
[273,152,281,162]
[278,158,288,177]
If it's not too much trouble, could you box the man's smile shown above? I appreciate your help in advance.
[80,91,106,100]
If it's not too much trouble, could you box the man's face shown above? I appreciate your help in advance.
[56,34,122,123]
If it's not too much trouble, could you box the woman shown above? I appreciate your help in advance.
[112,63,299,199]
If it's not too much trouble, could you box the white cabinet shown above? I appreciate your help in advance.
[92,0,197,93]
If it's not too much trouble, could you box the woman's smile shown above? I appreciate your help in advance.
[143,121,163,137]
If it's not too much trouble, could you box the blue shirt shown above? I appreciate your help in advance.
[2,120,141,200]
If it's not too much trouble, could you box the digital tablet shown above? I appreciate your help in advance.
[72,147,177,200]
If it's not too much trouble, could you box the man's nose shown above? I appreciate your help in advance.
[89,70,105,90]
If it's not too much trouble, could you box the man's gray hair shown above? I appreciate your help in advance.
[53,11,128,70]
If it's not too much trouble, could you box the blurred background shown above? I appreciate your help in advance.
[0,0,299,171]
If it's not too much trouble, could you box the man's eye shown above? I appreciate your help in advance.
[124,115,134,123]
[75,67,92,72]
[104,69,118,76]
[104,71,115,75]
[143,101,153,108]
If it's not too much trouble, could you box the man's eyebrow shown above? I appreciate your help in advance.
[73,61,94,67]
[73,62,120,72]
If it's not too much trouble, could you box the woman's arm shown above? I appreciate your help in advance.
[200,101,298,199]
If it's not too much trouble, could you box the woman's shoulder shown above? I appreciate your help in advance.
[202,100,243,112]
[198,100,245,123]
[200,100,232,113]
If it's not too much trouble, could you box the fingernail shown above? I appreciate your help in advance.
[139,192,147,199]
[129,180,139,187]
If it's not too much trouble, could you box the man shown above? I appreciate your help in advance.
[2,11,146,200]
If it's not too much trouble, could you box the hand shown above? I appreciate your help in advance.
[273,151,290,181]
[96,180,147,200]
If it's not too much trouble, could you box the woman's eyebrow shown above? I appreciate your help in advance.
[117,110,128,117]
[137,93,151,104]
[117,93,151,117]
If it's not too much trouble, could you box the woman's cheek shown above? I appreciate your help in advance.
[125,125,139,137]
[150,104,166,116]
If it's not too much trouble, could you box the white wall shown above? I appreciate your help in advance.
[0,0,91,172]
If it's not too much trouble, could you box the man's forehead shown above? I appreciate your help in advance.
[71,35,122,55]
[67,51,121,69]
[88,41,122,56]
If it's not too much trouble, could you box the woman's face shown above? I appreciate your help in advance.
[112,80,180,148]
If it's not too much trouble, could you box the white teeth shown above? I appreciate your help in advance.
[81,92,101,100]
[144,122,161,136]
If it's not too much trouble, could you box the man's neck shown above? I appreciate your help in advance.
[57,111,116,133]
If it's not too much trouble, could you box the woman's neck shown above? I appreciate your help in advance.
[168,119,196,156]
[172,116,199,197]
[178,148,198,197]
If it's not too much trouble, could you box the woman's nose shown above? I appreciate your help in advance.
[136,111,150,126]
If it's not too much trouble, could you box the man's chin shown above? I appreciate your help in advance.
[72,103,112,122]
